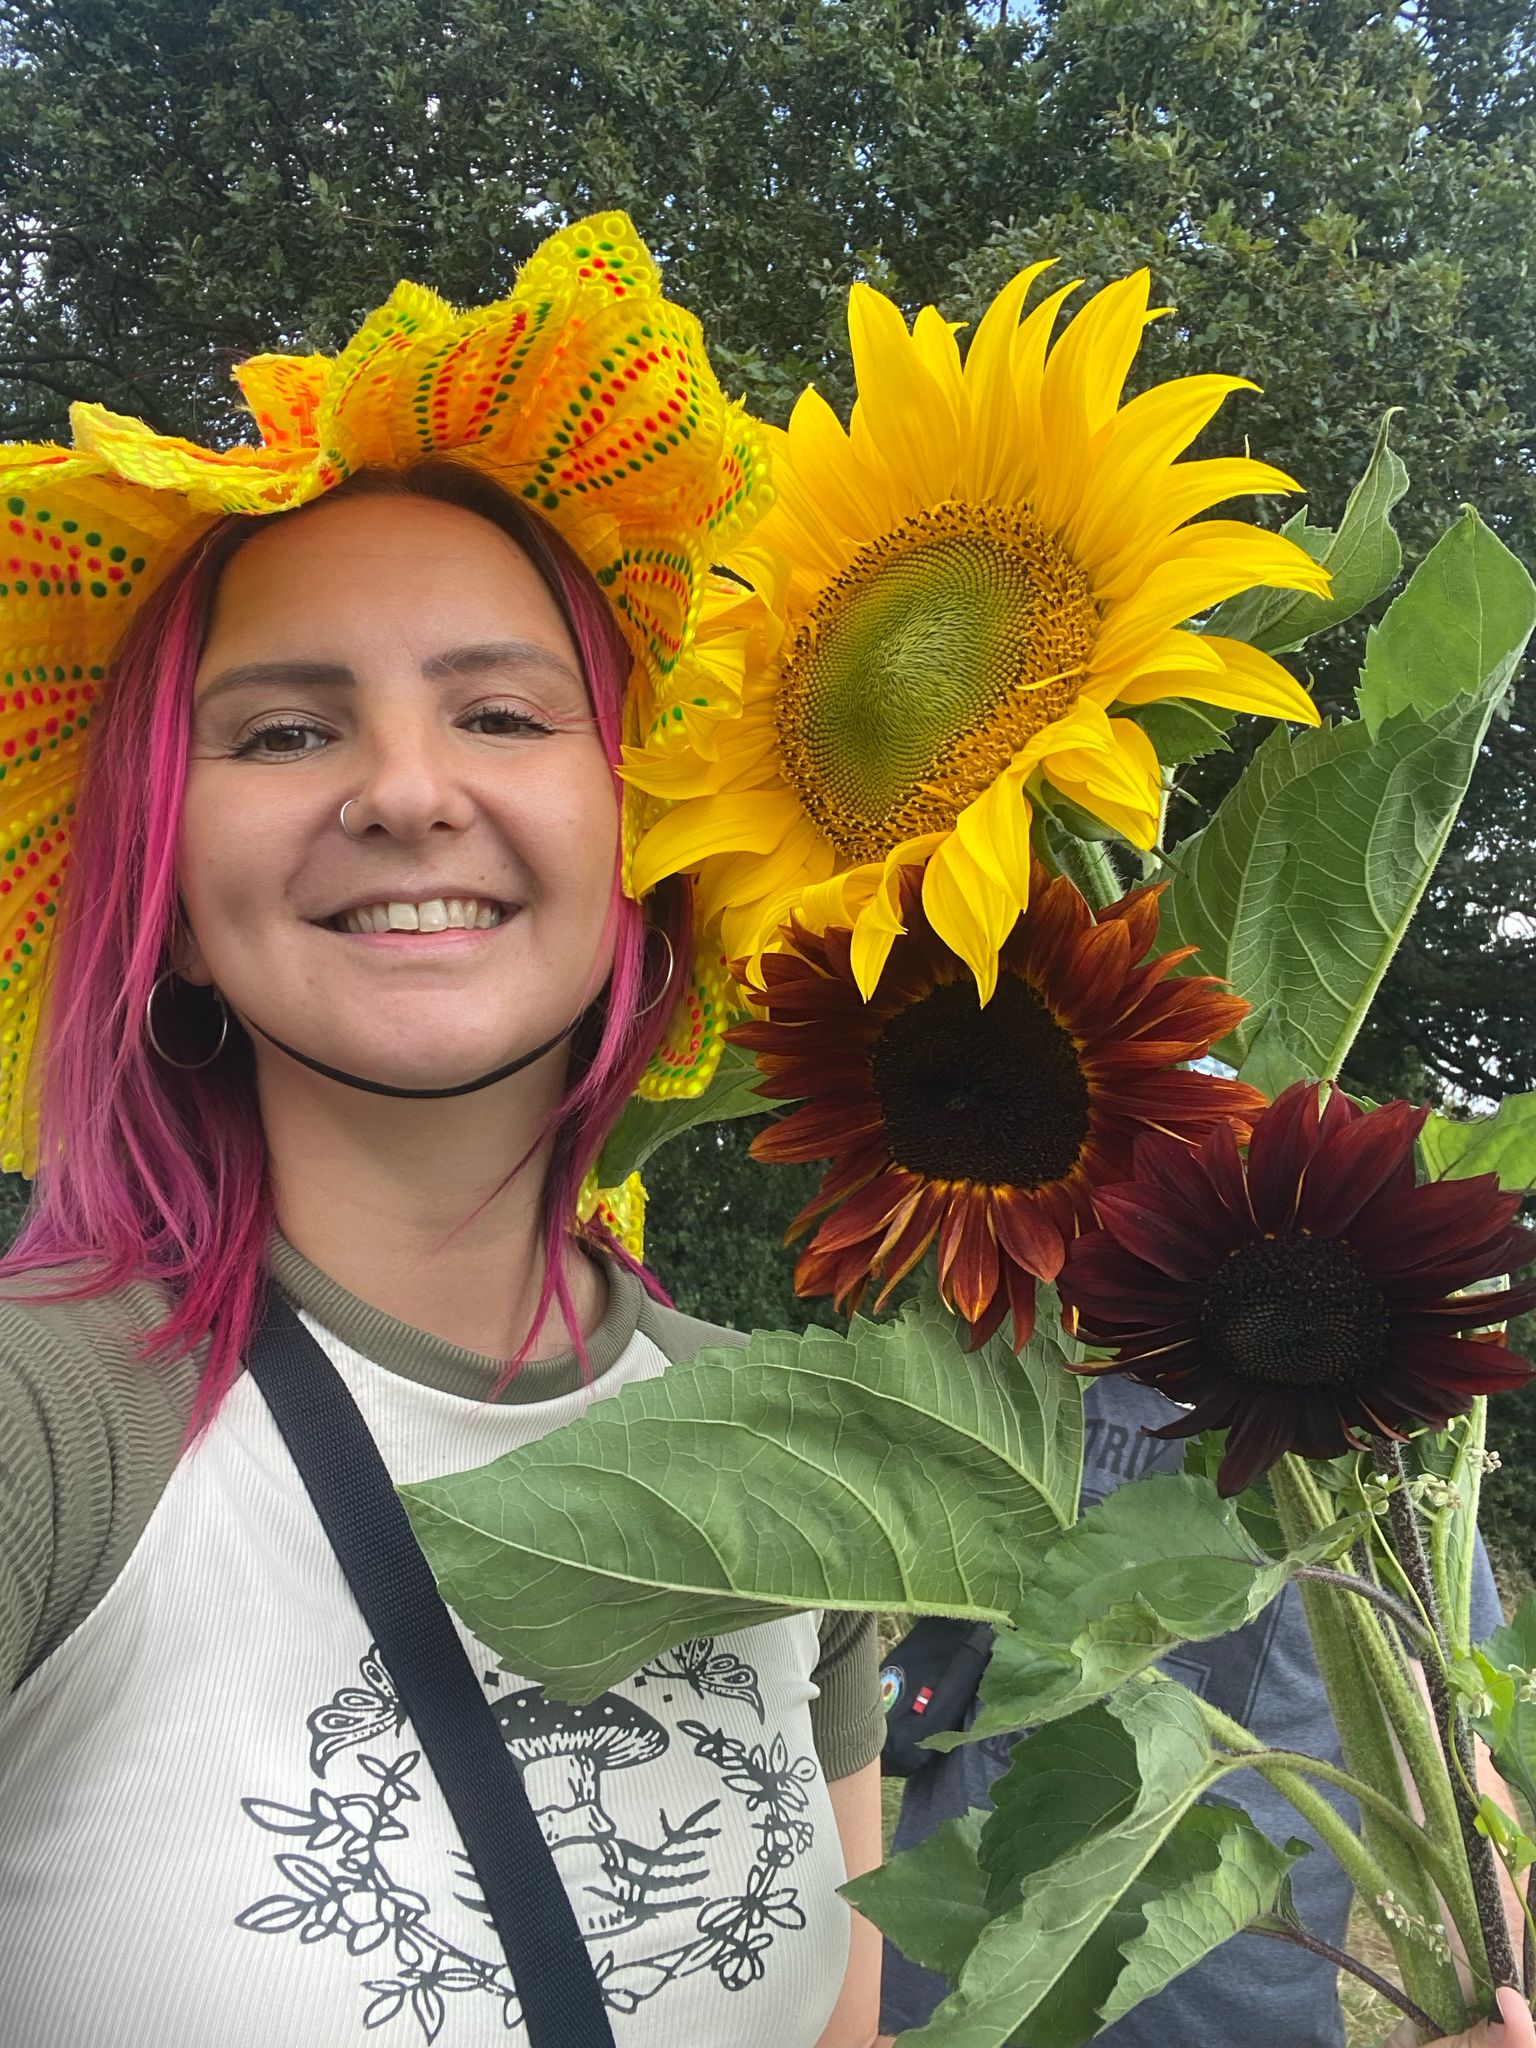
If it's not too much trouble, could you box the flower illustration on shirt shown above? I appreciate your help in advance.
[237,1642,824,2041]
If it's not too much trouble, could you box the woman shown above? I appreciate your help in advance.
[0,218,882,2046]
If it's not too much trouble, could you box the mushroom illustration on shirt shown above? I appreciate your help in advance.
[493,1688,720,1938]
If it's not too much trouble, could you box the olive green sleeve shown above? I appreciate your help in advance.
[809,1606,885,1779]
[0,1272,198,1694]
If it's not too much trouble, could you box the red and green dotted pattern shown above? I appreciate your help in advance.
[602,541,697,680]
[703,432,768,538]
[0,670,91,1172]
[4,495,146,604]
[520,310,708,513]
[638,949,734,1101]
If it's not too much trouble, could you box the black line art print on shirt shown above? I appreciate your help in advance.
[236,1642,818,2040]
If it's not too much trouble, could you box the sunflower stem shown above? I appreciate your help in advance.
[1280,1465,1475,1914]
[1293,1565,1438,1654]
[1248,1918,1440,2037]
[1045,826,1122,911]
[1372,1436,1522,1993]
[1271,1456,1476,2027]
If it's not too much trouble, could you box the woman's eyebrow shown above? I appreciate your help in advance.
[197,642,582,701]
[198,659,355,701]
[421,641,584,689]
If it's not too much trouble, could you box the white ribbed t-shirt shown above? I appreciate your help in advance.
[0,1299,852,2048]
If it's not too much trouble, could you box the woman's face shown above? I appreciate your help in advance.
[179,492,620,1097]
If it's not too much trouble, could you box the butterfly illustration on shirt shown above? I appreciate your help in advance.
[306,1644,408,1776]
[636,1639,766,1723]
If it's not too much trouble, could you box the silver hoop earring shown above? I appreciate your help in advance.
[146,971,229,1070]
[339,799,365,840]
[634,929,677,1022]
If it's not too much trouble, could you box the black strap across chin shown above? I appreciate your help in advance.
[241,1012,579,1098]
[246,1288,616,2048]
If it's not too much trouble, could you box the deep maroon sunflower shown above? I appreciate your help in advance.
[731,864,1265,1347]
[1058,1080,1536,1495]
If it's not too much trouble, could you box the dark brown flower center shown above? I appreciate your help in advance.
[869,973,1090,1188]
[1200,1232,1391,1388]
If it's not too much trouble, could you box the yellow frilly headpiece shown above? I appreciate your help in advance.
[0,212,770,1173]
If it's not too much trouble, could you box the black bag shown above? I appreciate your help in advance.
[247,1288,617,2048]
[879,1617,995,1777]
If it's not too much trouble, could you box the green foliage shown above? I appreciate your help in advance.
[400,1293,1084,1699]
[1479,1311,1536,1593]
[595,1043,768,1184]
[642,1116,845,1335]
[850,1684,1298,2048]
[1422,1094,1536,1192]
[943,1473,1363,1743]
[1162,511,1536,1087]
[1469,1593,1536,1830]
[1206,410,1409,657]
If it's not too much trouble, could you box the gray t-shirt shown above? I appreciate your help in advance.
[880,1374,1503,2048]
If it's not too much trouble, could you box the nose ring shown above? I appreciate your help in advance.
[339,799,364,841]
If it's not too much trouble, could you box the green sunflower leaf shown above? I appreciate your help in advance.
[1421,1094,1536,1193]
[1163,510,1536,1080]
[1126,697,1235,768]
[934,1472,1365,1741]
[1469,1594,1536,1831]
[1204,409,1408,655]
[840,1809,992,1981]
[594,1040,769,1183]
[399,1294,1083,1700]
[1092,1806,1306,2032]
[1358,506,1536,731]
[891,1685,1295,2048]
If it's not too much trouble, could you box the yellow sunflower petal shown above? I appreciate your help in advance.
[912,306,968,416]
[700,813,836,931]
[754,422,860,589]
[953,759,1034,907]
[780,386,902,545]
[1080,627,1226,706]
[1030,705,1162,845]
[995,279,1082,503]
[846,282,961,504]
[1074,456,1298,583]
[1112,634,1320,724]
[960,260,1055,502]
[1032,272,1161,536]
[631,788,804,896]
[921,833,1015,1004]
[1092,533,1328,678]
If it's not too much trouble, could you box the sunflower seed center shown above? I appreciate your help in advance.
[869,971,1090,1187]
[1201,1231,1391,1388]
[774,502,1097,864]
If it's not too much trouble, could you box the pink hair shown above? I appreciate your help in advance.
[3,462,688,1422]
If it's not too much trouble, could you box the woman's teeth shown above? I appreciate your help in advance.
[335,898,504,935]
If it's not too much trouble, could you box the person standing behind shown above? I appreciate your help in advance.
[879,1371,1509,2048]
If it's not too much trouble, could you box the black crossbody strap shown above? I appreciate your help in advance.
[246,1287,617,2048]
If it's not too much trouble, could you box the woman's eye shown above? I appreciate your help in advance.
[464,706,553,737]
[231,720,329,759]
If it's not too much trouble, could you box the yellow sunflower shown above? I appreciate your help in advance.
[624,263,1328,1001]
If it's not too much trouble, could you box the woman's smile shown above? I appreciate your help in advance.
[324,895,509,935]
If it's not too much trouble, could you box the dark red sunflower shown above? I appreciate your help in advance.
[731,863,1265,1347]
[1058,1080,1536,1495]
